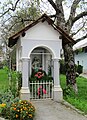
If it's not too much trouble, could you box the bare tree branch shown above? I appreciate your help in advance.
[49,14,56,18]
[70,0,81,17]
[72,11,87,25]
[48,0,65,30]
[76,33,87,42]
[1,15,19,24]
[8,21,22,31]
[71,22,86,37]
[66,0,81,30]
[14,0,20,9]
[0,0,20,17]
[48,0,61,13]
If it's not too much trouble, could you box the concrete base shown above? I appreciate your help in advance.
[53,85,63,102]
[20,87,30,100]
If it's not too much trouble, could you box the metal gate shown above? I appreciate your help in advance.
[30,80,54,100]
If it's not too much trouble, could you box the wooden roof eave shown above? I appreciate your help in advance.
[8,15,55,47]
[8,14,76,47]
[8,36,20,47]
[51,24,76,45]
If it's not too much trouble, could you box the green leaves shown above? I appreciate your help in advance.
[60,74,87,114]
[1,0,41,40]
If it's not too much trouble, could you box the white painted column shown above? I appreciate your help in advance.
[45,55,49,73]
[53,58,63,102]
[20,58,30,100]
[51,59,54,78]
[42,52,45,70]
[16,47,19,71]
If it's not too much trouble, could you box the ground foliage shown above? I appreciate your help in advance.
[60,74,87,114]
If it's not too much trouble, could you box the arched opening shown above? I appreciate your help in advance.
[30,46,53,76]
[29,46,54,99]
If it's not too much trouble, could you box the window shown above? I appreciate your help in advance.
[77,61,79,65]
[84,47,87,53]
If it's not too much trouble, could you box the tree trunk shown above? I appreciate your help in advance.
[45,0,78,92]
[63,43,78,93]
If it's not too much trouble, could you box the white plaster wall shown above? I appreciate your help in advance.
[21,21,62,59]
[16,38,22,71]
[22,21,60,41]
[75,52,87,73]
[21,40,62,58]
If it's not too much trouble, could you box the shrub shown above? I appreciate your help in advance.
[60,60,66,74]
[17,72,22,92]
[63,86,75,99]
[76,64,83,74]
[0,90,19,119]
[8,70,22,97]
[0,62,3,69]
[0,94,35,120]
[30,69,53,82]
[60,60,83,75]
[10,100,35,120]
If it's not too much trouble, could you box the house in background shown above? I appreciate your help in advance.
[73,39,87,73]
[8,14,75,101]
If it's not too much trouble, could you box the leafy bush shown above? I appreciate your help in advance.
[60,60,83,75]
[0,62,3,69]
[0,90,19,119]
[0,90,14,104]
[76,64,83,74]
[10,100,35,120]
[60,60,66,74]
[60,74,87,114]
[77,65,83,74]
[30,69,53,82]
[8,70,22,97]
[0,90,35,120]
[0,67,22,97]
[17,72,22,92]
[63,86,76,99]
[8,71,17,97]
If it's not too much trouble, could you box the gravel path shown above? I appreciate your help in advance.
[32,100,87,120]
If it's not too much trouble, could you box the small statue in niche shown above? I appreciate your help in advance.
[32,57,41,72]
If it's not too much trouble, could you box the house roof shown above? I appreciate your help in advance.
[73,38,87,50]
[8,14,76,47]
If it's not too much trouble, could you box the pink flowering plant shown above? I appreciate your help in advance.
[30,68,53,82]
[35,71,44,79]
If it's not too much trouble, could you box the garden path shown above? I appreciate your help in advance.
[32,100,87,120]
[80,73,87,79]
[0,117,5,120]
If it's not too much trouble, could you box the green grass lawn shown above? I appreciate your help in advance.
[0,69,9,92]
[60,74,87,114]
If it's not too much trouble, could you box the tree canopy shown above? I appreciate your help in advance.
[0,0,87,42]
[0,0,40,40]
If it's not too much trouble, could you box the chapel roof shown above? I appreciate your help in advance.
[8,14,76,47]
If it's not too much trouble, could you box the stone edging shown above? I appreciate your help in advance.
[61,100,87,118]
